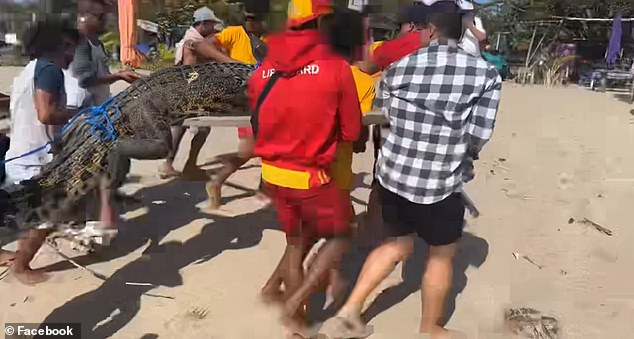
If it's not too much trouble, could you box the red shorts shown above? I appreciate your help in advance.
[265,182,352,244]
[237,127,253,137]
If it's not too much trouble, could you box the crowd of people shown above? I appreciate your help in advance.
[0,0,501,338]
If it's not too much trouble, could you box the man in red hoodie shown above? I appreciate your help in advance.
[249,0,362,333]
[356,4,432,76]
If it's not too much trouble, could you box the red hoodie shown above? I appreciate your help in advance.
[372,31,426,71]
[250,30,362,189]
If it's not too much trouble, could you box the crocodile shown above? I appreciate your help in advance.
[0,61,255,231]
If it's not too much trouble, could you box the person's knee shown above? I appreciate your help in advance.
[429,243,457,260]
[377,236,414,263]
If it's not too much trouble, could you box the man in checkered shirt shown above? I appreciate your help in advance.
[322,2,501,338]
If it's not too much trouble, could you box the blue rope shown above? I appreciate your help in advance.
[2,95,122,165]
[62,95,121,142]
[1,142,52,165]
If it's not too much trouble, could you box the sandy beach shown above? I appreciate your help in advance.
[0,68,633,338]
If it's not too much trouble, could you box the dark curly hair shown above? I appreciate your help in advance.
[320,8,366,60]
[22,17,80,59]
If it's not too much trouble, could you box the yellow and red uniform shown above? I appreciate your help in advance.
[250,0,362,241]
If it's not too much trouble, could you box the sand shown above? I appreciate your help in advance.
[1,68,633,338]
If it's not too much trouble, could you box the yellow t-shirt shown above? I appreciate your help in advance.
[370,41,384,80]
[371,41,384,54]
[215,26,257,64]
[330,66,375,191]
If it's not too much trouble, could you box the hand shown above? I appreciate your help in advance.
[117,70,143,83]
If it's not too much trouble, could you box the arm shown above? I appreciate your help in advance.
[355,60,380,76]
[188,40,239,63]
[337,65,362,143]
[465,18,487,43]
[466,69,502,157]
[72,43,141,87]
[373,70,390,116]
[34,89,74,125]
[352,69,376,152]
[34,65,74,125]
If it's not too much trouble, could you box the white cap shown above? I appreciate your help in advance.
[419,0,474,11]
[193,7,224,25]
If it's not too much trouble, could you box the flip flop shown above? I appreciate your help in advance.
[83,221,119,247]
[319,316,374,339]
[158,164,181,179]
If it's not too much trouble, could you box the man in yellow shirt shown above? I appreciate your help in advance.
[214,12,266,65]
[208,12,268,209]
[331,66,375,195]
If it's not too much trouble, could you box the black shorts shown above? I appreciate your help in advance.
[378,184,465,246]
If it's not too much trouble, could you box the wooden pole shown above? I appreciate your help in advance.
[525,26,537,69]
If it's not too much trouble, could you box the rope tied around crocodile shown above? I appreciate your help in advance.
[62,95,121,142]
[1,96,121,166]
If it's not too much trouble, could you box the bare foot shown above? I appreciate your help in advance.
[205,182,222,210]
[320,314,373,339]
[159,162,180,179]
[420,326,466,339]
[280,310,308,339]
[0,250,15,266]
[12,267,49,285]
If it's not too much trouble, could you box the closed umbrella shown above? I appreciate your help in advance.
[606,11,622,69]
[118,0,142,69]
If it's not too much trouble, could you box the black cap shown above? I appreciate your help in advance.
[397,5,428,25]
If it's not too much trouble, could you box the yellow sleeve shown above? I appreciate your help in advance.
[370,41,384,56]
[215,26,240,50]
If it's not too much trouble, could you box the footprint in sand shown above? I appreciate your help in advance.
[557,173,574,190]
[163,306,212,333]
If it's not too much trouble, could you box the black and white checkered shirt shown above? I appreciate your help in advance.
[375,39,502,204]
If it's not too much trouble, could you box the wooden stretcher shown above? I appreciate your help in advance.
[181,110,480,217]
[182,109,388,129]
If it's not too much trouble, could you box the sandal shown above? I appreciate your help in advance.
[319,315,373,339]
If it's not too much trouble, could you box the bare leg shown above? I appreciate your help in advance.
[12,229,52,285]
[160,124,186,178]
[181,127,210,180]
[98,180,117,231]
[324,236,414,336]
[207,156,248,209]
[0,249,15,265]
[208,135,262,209]
[419,243,457,336]
[356,184,383,249]
[277,239,308,332]
[261,244,300,304]
[283,237,350,327]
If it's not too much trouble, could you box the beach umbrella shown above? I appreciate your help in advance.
[118,0,142,69]
[606,11,622,69]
